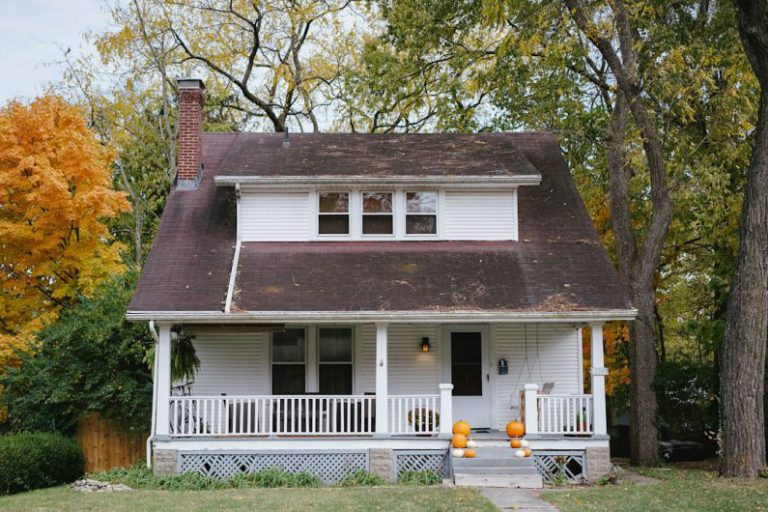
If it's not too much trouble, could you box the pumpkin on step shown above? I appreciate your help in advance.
[452,449,465,458]
[506,421,525,438]
[463,449,476,458]
[510,438,522,449]
[451,433,468,448]
[523,448,533,458]
[452,420,471,437]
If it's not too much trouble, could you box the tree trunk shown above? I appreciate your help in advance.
[719,0,768,479]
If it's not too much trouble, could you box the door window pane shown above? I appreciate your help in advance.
[451,332,483,396]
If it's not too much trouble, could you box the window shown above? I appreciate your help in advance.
[318,192,349,235]
[405,191,437,235]
[318,328,353,394]
[272,328,306,394]
[362,192,393,235]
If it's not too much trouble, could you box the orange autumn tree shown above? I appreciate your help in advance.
[583,323,631,398]
[0,94,130,377]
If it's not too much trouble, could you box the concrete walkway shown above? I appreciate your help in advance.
[478,487,560,511]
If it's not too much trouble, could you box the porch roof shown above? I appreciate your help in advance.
[128,132,634,319]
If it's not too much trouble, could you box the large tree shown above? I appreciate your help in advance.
[719,0,768,479]
[0,95,130,374]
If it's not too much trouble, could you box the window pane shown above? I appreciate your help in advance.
[319,215,350,234]
[273,329,305,362]
[406,215,437,235]
[362,215,393,235]
[319,364,352,394]
[272,364,305,394]
[319,328,353,362]
[319,192,349,213]
[406,192,437,213]
[451,364,482,396]
[362,192,392,213]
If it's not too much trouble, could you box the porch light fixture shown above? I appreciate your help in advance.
[421,337,431,352]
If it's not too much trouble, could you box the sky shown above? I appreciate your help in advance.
[0,0,113,103]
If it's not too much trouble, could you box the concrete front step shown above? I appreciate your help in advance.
[453,466,539,475]
[456,446,532,458]
[454,473,543,489]
[452,457,534,468]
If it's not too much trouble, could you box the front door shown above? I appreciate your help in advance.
[449,330,490,429]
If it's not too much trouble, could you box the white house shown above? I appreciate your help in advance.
[127,79,635,486]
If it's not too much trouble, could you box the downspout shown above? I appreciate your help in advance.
[225,183,242,314]
[147,320,160,468]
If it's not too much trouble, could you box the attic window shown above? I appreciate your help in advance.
[318,192,349,235]
[405,192,437,235]
[362,192,393,235]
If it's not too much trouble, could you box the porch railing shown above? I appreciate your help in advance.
[387,395,441,435]
[169,394,444,437]
[536,394,594,435]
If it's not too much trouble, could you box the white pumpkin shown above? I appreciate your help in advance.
[515,449,526,458]
[520,439,530,448]
[452,449,465,458]
[466,440,477,448]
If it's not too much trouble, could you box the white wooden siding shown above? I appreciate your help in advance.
[188,330,269,396]
[240,191,310,241]
[443,191,518,240]
[492,324,580,429]
[239,189,518,241]
[356,324,441,395]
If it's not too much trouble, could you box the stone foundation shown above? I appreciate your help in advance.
[152,448,178,476]
[585,446,612,480]
[369,448,395,483]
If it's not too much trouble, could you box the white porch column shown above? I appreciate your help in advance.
[155,322,172,436]
[523,383,539,435]
[375,323,389,437]
[590,322,608,437]
[438,383,454,438]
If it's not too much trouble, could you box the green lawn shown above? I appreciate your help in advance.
[0,486,495,512]
[543,467,768,512]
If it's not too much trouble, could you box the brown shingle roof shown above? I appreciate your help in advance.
[215,133,541,178]
[128,132,632,315]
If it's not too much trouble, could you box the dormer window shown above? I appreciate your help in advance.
[362,192,394,235]
[318,192,349,235]
[405,192,437,235]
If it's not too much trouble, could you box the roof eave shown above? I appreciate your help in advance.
[214,175,542,188]
[126,308,638,324]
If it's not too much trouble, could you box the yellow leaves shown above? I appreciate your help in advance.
[0,94,129,368]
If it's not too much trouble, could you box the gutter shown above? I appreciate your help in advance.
[214,174,542,188]
[146,320,160,469]
[127,309,639,324]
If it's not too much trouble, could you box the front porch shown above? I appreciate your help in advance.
[149,321,611,481]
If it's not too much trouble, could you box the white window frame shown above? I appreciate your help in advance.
[360,191,395,238]
[403,190,440,239]
[270,327,308,395]
[317,191,351,237]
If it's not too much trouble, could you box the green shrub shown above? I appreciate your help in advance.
[398,469,441,486]
[0,433,85,494]
[339,469,387,487]
[93,464,321,490]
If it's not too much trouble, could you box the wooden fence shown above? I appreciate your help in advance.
[75,413,149,472]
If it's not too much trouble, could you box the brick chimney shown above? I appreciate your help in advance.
[176,79,205,189]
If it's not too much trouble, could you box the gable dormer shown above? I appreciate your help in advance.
[214,133,541,242]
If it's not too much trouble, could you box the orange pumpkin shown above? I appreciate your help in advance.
[523,448,533,458]
[451,433,468,448]
[510,439,522,449]
[506,421,525,438]
[452,420,471,437]
[463,449,476,458]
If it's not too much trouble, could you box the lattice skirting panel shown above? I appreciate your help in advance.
[394,450,451,479]
[178,451,368,483]
[534,450,586,483]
